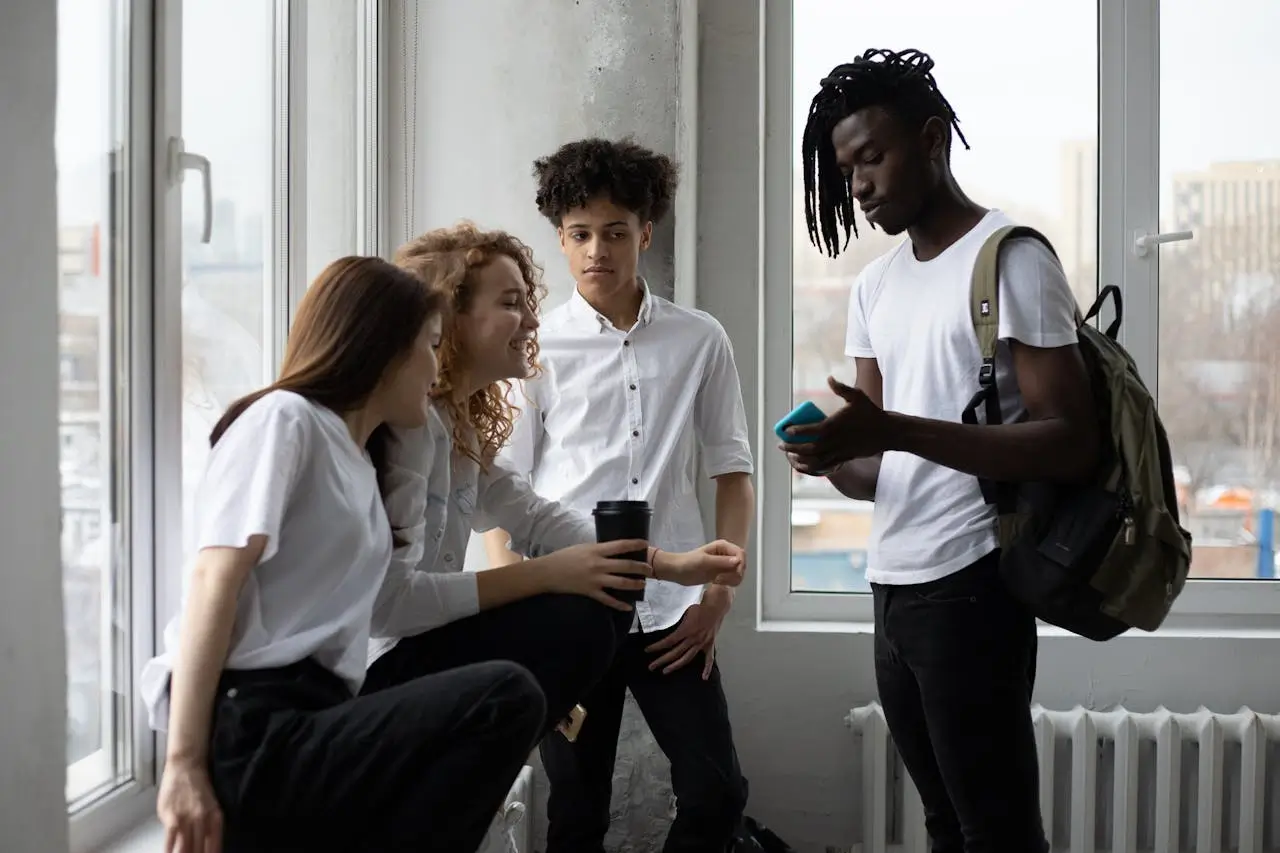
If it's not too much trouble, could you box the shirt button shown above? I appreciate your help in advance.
[631,478,639,485]
[433,530,442,541]
[444,553,455,563]
[629,384,636,391]
[623,340,630,347]
[632,430,639,437]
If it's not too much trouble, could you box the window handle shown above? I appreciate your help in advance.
[1133,229,1193,258]
[168,136,212,244]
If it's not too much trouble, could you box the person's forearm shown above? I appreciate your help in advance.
[165,566,242,766]
[710,473,753,603]
[713,472,753,550]
[886,412,1097,483]
[475,560,553,610]
[482,528,523,568]
[828,456,881,501]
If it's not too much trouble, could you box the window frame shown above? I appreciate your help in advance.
[68,1,387,848]
[65,0,159,846]
[758,0,1280,632]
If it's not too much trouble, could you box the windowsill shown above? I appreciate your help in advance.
[98,818,161,853]
[758,579,1280,638]
[755,617,1280,639]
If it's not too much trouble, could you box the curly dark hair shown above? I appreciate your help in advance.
[533,137,680,226]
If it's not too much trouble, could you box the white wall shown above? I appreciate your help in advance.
[699,2,1280,850]
[385,0,687,308]
[0,2,71,852]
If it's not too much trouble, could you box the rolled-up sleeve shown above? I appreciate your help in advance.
[370,417,479,638]
[474,458,594,557]
[695,323,754,478]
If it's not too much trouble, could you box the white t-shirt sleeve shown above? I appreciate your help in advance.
[193,391,310,564]
[844,268,876,359]
[996,238,1080,349]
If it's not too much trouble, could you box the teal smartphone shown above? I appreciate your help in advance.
[774,401,826,443]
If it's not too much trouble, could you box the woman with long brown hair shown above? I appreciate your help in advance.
[140,256,545,853]
[362,223,745,732]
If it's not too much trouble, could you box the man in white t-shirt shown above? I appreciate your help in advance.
[782,50,1100,853]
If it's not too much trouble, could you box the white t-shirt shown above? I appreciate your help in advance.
[139,390,393,731]
[845,210,1078,585]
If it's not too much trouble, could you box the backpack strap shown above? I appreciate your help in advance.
[962,225,1060,518]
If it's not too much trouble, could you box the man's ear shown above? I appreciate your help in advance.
[921,115,949,162]
[557,226,569,255]
[639,221,653,251]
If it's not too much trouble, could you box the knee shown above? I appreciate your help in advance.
[484,660,547,741]
[540,594,628,662]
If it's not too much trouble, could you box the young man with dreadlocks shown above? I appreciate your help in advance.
[483,137,754,853]
[782,49,1099,853]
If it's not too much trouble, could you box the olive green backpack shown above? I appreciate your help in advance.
[963,225,1194,640]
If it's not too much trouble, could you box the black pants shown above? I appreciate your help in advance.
[872,551,1048,853]
[363,592,634,733]
[206,657,545,852]
[540,622,748,853]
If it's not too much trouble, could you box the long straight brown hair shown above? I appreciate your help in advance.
[211,255,446,502]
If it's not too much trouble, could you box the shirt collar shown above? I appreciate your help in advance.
[567,278,655,332]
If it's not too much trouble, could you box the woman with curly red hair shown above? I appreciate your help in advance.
[362,222,745,732]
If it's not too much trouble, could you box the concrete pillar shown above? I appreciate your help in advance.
[387,1,696,849]
[0,1,70,851]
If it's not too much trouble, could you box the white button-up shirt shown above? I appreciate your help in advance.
[498,282,753,633]
[368,404,594,664]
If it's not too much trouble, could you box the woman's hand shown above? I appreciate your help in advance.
[158,757,223,853]
[654,540,746,588]
[539,539,651,611]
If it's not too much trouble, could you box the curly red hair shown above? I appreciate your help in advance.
[394,222,547,466]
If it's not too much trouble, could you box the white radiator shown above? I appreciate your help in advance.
[846,702,1280,853]
[477,764,535,853]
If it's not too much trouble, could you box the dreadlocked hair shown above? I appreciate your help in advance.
[802,48,969,257]
[394,222,547,468]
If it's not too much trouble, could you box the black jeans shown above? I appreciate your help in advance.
[540,622,748,853]
[363,592,634,733]
[206,657,545,852]
[872,551,1048,853]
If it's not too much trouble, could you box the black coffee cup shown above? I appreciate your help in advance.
[593,500,652,604]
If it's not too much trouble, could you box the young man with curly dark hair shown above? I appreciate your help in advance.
[484,137,755,853]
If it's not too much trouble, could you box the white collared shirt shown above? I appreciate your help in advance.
[498,282,754,633]
[368,404,594,663]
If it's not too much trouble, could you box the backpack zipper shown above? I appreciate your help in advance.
[1117,489,1136,545]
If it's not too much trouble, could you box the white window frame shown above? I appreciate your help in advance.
[758,0,1280,632]
[69,2,386,849]
[66,2,159,847]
